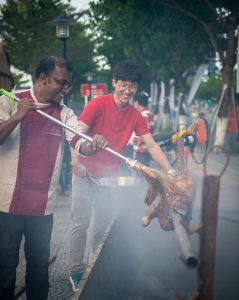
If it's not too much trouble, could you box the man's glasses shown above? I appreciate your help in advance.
[118,81,137,92]
[48,74,72,89]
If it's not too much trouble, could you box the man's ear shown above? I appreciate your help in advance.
[112,79,116,88]
[39,73,48,85]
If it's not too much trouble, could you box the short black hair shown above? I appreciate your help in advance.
[112,60,142,83]
[134,91,149,107]
[35,56,73,79]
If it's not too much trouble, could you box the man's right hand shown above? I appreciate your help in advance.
[0,99,38,145]
[15,99,38,121]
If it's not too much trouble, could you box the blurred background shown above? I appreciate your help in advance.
[0,0,239,172]
[1,2,238,299]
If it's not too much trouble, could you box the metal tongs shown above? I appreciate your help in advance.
[87,175,101,186]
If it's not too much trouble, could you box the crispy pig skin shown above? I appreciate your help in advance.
[141,173,195,231]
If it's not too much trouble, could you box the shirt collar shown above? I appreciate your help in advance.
[30,88,52,108]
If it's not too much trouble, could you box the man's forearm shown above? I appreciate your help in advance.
[0,116,20,145]
[72,132,107,157]
[148,145,172,172]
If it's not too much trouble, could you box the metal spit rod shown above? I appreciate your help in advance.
[0,89,128,162]
[172,132,199,269]
[172,212,199,268]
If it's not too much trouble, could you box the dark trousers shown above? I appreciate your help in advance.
[0,212,53,300]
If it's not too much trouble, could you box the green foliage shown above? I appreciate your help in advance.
[67,25,97,97]
[195,69,238,102]
[195,76,222,101]
[159,0,239,115]
[1,0,237,109]
[86,0,214,92]
[85,0,238,112]
[12,70,31,87]
[161,0,239,64]
[0,0,97,101]
[0,0,68,75]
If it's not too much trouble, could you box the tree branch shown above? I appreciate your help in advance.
[159,0,224,62]
[203,0,224,24]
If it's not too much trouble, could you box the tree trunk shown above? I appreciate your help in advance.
[214,20,237,147]
[214,117,228,147]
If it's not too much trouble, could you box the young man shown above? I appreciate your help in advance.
[69,60,175,291]
[0,56,107,300]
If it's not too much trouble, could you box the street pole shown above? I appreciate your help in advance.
[84,72,94,103]
[60,37,70,194]
[47,15,77,106]
[89,79,92,101]
[47,15,77,195]
[61,37,67,59]
[61,37,68,105]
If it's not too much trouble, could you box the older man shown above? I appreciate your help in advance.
[0,56,107,300]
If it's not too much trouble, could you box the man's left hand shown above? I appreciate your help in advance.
[91,134,108,150]
[80,134,108,155]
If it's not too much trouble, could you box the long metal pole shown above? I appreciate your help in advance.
[1,91,128,162]
[61,37,68,106]
[61,37,67,59]
[89,80,92,101]
[172,212,199,268]
[59,36,70,194]
[36,108,127,160]
[173,133,198,269]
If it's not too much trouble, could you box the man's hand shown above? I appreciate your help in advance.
[0,99,38,145]
[91,134,108,150]
[126,158,142,171]
[80,134,108,156]
[15,99,38,121]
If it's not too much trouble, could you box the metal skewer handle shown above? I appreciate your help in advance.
[0,88,129,162]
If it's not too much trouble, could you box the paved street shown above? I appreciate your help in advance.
[15,150,239,300]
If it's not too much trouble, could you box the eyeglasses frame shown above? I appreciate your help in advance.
[48,74,72,89]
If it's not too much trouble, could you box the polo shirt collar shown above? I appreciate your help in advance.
[30,88,53,108]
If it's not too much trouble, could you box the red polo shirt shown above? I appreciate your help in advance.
[79,93,150,177]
